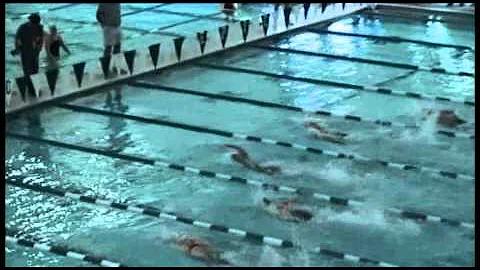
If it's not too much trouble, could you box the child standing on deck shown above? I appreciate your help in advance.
[44,25,71,69]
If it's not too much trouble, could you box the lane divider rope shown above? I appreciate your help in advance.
[307,28,475,51]
[251,45,474,77]
[5,227,125,267]
[6,131,473,229]
[129,81,475,140]
[55,104,475,182]
[6,176,398,267]
[194,63,475,107]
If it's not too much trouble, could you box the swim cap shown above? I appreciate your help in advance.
[289,208,313,221]
[262,198,272,205]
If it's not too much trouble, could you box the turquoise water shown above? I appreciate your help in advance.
[5,10,475,267]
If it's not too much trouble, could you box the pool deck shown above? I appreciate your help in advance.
[5,4,277,78]
[5,3,366,115]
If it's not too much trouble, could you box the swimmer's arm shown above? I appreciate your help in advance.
[224,144,248,157]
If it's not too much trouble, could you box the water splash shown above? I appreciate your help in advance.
[258,245,286,266]
[314,206,422,236]
[318,160,360,186]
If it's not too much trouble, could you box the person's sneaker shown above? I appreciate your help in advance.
[111,66,118,76]
[120,68,128,75]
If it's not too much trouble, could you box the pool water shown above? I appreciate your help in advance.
[5,9,475,267]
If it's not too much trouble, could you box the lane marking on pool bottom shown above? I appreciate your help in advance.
[6,177,398,267]
[7,132,474,230]
[194,63,475,107]
[129,81,475,140]
[306,28,475,52]
[5,227,125,267]
[57,104,475,183]
[251,45,475,78]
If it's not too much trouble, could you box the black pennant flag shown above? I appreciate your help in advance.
[123,50,136,75]
[174,36,185,61]
[15,77,27,102]
[73,62,86,88]
[46,69,59,96]
[240,20,250,42]
[100,55,111,79]
[218,25,229,48]
[196,31,208,54]
[148,43,160,68]
[342,3,346,10]
[283,6,292,28]
[261,14,270,36]
[321,3,327,13]
[303,3,310,19]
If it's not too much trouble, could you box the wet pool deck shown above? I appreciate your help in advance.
[5,3,289,78]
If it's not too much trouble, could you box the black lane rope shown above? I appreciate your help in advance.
[5,176,398,267]
[194,63,475,107]
[306,29,475,52]
[55,104,475,182]
[6,131,474,230]
[120,3,173,17]
[5,226,126,267]
[126,6,236,22]
[360,10,474,26]
[251,45,474,77]
[129,81,474,140]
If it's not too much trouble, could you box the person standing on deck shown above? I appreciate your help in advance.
[222,3,236,21]
[96,3,122,57]
[13,13,44,96]
[44,25,71,70]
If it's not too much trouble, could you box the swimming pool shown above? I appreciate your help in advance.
[5,7,475,267]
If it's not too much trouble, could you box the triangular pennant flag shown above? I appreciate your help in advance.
[46,69,59,96]
[261,14,270,36]
[240,20,250,42]
[100,55,111,79]
[303,3,310,19]
[218,25,229,48]
[148,43,160,68]
[73,62,86,88]
[321,3,327,13]
[283,6,292,28]
[342,3,346,10]
[15,76,27,102]
[123,50,136,75]
[196,31,208,54]
[174,36,185,61]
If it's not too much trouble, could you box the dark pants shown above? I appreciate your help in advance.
[20,50,40,97]
[104,43,121,57]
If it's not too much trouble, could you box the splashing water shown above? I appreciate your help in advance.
[258,245,286,266]
[318,160,360,186]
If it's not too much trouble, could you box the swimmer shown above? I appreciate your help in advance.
[175,235,230,266]
[423,109,466,128]
[304,121,347,145]
[44,25,70,69]
[224,144,281,175]
[262,197,313,222]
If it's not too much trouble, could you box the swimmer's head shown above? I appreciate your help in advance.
[289,209,313,221]
[176,234,195,246]
[49,25,57,34]
[262,197,272,206]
